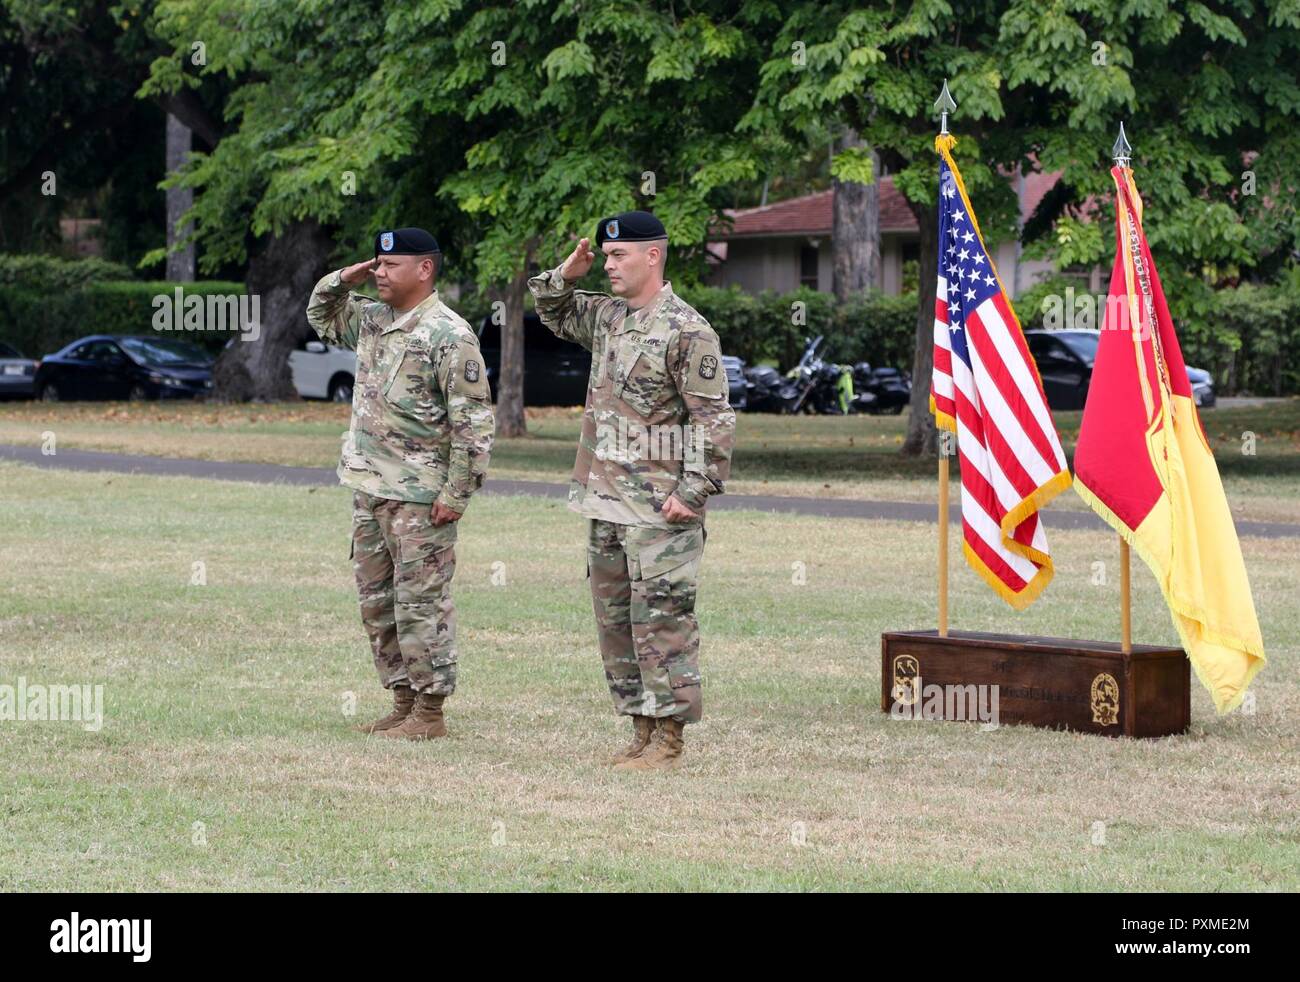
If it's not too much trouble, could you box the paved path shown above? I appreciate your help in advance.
[3,443,1298,538]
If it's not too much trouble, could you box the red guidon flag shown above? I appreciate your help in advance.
[1074,165,1265,712]
[931,135,1071,609]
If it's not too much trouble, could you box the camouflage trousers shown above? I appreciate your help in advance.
[586,519,706,724]
[351,491,459,696]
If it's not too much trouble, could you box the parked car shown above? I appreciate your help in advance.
[477,313,592,406]
[721,355,748,410]
[35,335,214,401]
[1186,366,1217,408]
[1023,329,1215,410]
[290,333,356,401]
[0,341,39,399]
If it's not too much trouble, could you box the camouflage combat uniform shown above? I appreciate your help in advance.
[527,267,735,724]
[306,271,494,696]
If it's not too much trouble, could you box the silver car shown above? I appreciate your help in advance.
[0,341,38,399]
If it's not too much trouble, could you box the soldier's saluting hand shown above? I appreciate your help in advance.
[339,257,379,286]
[559,237,597,281]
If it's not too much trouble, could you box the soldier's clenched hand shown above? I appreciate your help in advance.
[340,258,379,286]
[431,502,462,527]
[662,495,699,523]
[560,237,597,283]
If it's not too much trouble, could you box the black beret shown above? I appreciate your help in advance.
[595,210,667,247]
[375,227,440,258]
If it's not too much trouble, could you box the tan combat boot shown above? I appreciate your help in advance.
[614,718,685,771]
[382,691,447,741]
[609,715,657,765]
[353,685,415,734]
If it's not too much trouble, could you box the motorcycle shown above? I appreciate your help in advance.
[795,337,909,416]
[804,349,856,415]
[741,338,818,414]
[851,362,911,414]
[741,363,795,413]
[742,336,912,415]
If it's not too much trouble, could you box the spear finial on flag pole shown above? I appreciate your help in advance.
[934,78,957,636]
[1112,121,1132,168]
[934,78,956,137]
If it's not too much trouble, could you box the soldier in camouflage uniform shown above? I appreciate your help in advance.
[528,210,735,771]
[306,227,495,741]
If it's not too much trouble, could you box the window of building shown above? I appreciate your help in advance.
[799,244,819,289]
[901,242,920,294]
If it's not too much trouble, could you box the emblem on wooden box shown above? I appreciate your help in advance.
[892,654,920,706]
[1091,672,1120,726]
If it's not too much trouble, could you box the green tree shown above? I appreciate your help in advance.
[141,0,437,399]
[0,0,216,257]
[430,2,789,434]
[145,0,787,425]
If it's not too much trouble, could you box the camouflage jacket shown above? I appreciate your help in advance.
[305,271,494,511]
[527,267,735,528]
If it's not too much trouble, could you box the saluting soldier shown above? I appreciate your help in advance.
[306,227,494,740]
[528,211,735,771]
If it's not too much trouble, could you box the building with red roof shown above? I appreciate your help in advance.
[707,169,1064,298]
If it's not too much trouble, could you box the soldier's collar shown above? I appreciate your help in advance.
[383,289,440,334]
[620,281,673,333]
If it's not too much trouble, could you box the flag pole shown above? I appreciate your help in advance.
[1113,121,1134,654]
[1120,538,1132,653]
[935,79,956,638]
[938,450,949,637]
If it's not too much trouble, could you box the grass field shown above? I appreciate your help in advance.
[1,459,1296,891]
[2,399,1299,521]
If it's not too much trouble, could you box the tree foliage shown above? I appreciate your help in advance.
[8,0,1299,411]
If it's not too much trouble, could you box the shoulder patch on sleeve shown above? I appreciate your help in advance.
[681,329,728,399]
[447,339,491,399]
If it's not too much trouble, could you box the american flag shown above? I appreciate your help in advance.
[931,142,1071,609]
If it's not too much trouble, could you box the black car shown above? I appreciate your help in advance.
[1023,329,1215,410]
[35,335,215,402]
[477,313,593,406]
[721,355,748,410]
[0,341,39,399]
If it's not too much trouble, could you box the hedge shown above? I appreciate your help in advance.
[672,285,918,371]
[475,280,919,371]
[0,277,939,376]
[0,279,246,359]
[0,253,134,290]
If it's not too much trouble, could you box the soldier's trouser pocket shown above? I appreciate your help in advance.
[351,492,405,687]
[391,502,459,696]
[625,523,705,723]
[587,520,641,715]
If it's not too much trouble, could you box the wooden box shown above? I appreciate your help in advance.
[880,630,1190,738]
